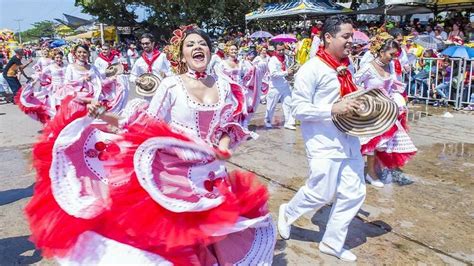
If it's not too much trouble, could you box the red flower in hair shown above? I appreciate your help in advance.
[170,35,181,45]
[170,61,179,67]
[182,25,195,31]
[165,24,199,74]
[173,29,183,38]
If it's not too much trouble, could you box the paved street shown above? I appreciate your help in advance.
[0,67,473,265]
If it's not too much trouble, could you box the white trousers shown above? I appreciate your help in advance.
[285,158,366,253]
[265,86,295,126]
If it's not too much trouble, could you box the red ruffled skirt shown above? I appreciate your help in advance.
[24,96,105,258]
[25,100,271,264]
[14,86,52,124]
[99,116,270,264]
[361,113,417,169]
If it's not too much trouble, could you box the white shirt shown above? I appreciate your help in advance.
[252,55,269,65]
[130,52,172,83]
[359,52,374,70]
[268,56,289,89]
[309,36,321,59]
[127,48,139,59]
[94,55,119,78]
[292,57,361,159]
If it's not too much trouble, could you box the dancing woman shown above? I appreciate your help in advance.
[43,50,66,109]
[54,44,128,114]
[15,50,66,123]
[216,43,242,83]
[32,47,53,79]
[26,25,275,265]
[253,46,270,105]
[55,44,102,101]
[354,33,417,187]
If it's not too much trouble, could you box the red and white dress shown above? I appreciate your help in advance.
[216,59,242,84]
[55,64,103,101]
[56,64,129,114]
[218,59,265,125]
[32,57,53,79]
[354,63,417,168]
[42,63,66,108]
[14,62,64,124]
[25,74,275,265]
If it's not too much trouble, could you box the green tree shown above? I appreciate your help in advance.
[75,0,275,39]
[20,20,56,42]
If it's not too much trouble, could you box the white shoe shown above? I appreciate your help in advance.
[366,173,384,188]
[277,203,291,240]
[284,124,296,130]
[319,242,357,262]
[264,121,273,128]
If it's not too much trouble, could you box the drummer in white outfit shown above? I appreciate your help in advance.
[277,15,366,262]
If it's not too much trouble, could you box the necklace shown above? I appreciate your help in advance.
[374,58,386,67]
[76,60,88,67]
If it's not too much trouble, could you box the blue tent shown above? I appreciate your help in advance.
[245,0,350,21]
[50,39,67,48]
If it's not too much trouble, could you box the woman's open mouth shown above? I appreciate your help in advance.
[192,51,205,62]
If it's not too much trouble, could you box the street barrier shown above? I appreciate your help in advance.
[353,56,472,109]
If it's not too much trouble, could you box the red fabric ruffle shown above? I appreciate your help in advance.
[361,112,410,156]
[24,96,105,258]
[99,114,269,263]
[376,151,417,169]
[14,87,51,124]
[230,83,245,118]
[361,124,398,155]
[398,112,409,132]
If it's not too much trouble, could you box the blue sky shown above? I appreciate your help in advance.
[0,0,94,31]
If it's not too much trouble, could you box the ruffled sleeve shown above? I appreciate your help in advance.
[353,64,372,88]
[146,77,176,121]
[211,79,257,149]
[118,98,149,129]
[39,65,52,84]
[390,78,406,94]
[64,64,74,83]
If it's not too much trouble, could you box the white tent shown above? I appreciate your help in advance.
[245,0,351,21]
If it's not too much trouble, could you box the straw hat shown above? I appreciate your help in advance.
[105,63,124,78]
[332,88,399,137]
[135,73,160,97]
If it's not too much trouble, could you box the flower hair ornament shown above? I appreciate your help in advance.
[165,24,199,74]
[369,32,394,56]
[223,41,237,56]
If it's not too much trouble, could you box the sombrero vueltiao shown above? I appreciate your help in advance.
[135,73,160,97]
[105,63,124,78]
[332,88,399,137]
